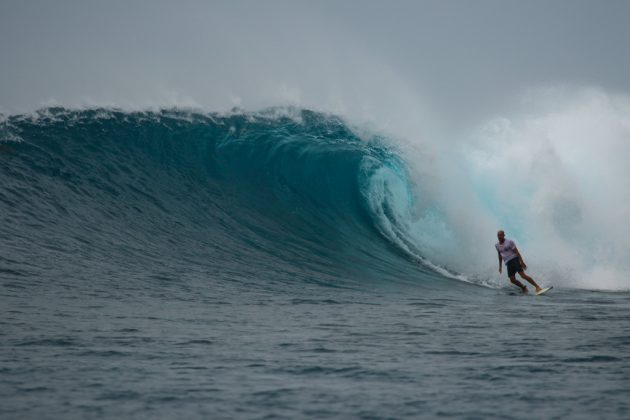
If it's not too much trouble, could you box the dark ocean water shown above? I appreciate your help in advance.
[1,108,629,419]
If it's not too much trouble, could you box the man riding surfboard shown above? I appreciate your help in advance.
[495,230,542,294]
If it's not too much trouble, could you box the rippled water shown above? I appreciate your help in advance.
[3,282,629,419]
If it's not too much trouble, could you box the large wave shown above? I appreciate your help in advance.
[2,99,629,292]
[0,107,454,291]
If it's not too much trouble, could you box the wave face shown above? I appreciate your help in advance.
[0,108,452,291]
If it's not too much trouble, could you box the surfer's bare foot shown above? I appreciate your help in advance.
[522,286,528,293]
[535,287,542,293]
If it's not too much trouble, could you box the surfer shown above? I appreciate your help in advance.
[495,230,542,293]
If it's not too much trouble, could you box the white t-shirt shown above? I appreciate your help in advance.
[495,239,518,263]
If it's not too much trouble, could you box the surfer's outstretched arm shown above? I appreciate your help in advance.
[497,251,503,273]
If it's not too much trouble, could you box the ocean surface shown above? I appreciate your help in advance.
[1,108,629,419]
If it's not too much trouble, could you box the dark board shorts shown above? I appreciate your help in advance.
[506,258,523,277]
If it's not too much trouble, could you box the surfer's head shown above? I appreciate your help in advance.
[497,230,505,243]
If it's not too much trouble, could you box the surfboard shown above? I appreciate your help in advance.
[536,286,553,296]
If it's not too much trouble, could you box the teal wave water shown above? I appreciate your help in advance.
[0,108,449,290]
[1,108,630,419]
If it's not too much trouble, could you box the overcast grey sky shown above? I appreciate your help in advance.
[1,0,629,122]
